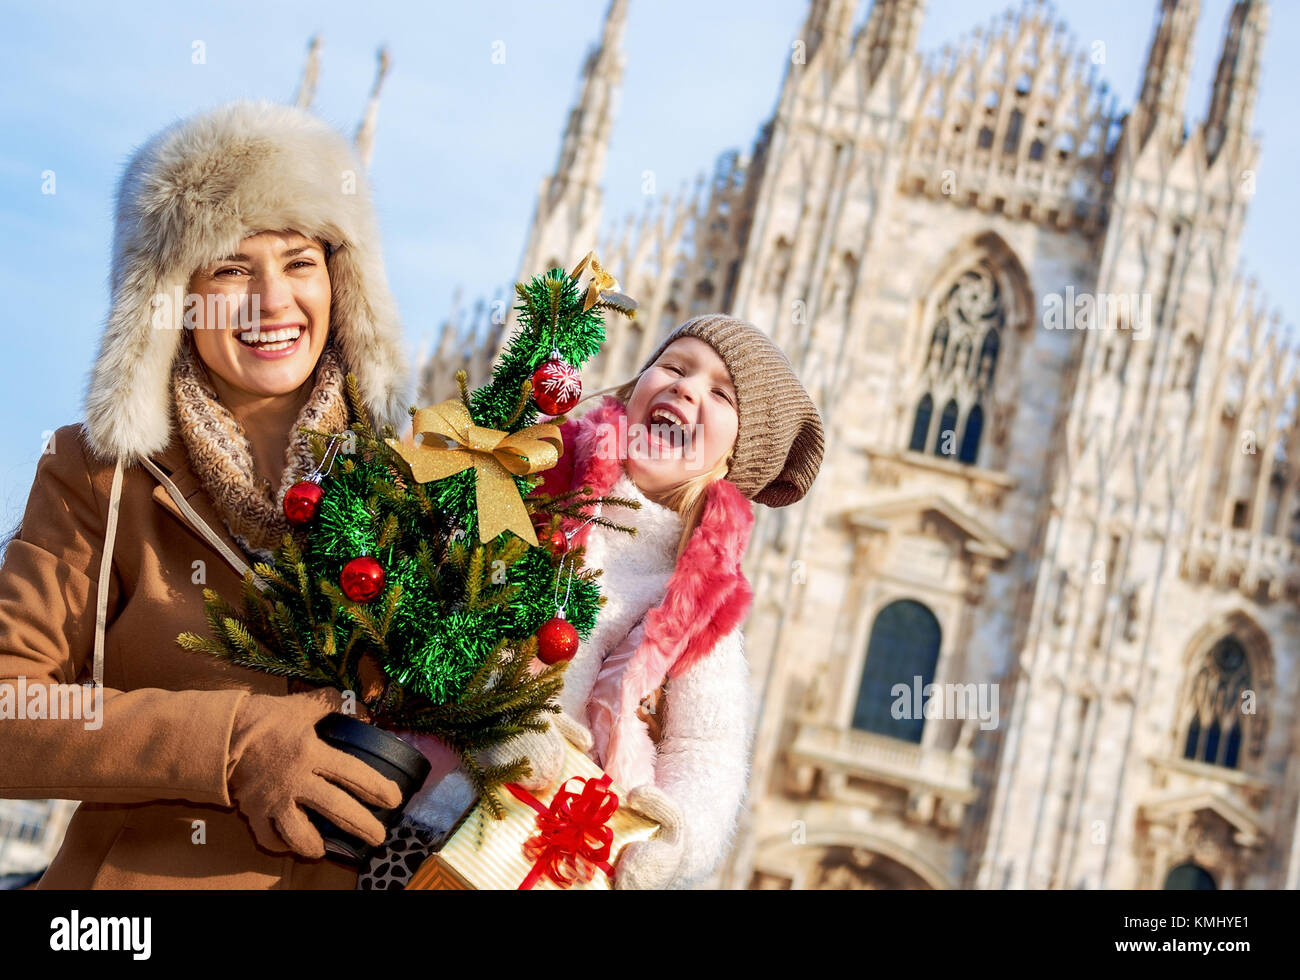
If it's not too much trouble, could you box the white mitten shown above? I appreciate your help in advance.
[554,711,594,754]
[614,784,685,890]
[478,719,567,792]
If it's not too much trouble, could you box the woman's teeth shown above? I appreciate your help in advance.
[238,326,302,351]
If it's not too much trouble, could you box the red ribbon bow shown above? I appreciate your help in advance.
[506,775,620,889]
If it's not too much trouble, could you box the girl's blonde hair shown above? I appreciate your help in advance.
[577,375,737,562]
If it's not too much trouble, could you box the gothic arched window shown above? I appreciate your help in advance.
[936,400,959,458]
[853,600,942,744]
[1164,863,1216,890]
[1181,637,1251,769]
[959,404,984,464]
[910,394,933,452]
[928,321,950,367]
[908,262,1006,463]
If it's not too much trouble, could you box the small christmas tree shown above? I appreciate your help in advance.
[178,254,640,814]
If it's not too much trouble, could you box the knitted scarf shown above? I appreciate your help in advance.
[171,337,351,562]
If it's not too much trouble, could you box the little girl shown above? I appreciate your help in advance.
[359,314,823,889]
[531,313,824,889]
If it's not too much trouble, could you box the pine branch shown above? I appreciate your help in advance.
[545,276,564,333]
[465,546,486,610]
[376,512,399,550]
[176,632,235,660]
[344,373,377,446]
[504,379,532,429]
[321,581,389,658]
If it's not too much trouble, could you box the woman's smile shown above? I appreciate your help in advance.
[236,323,308,358]
[187,230,332,398]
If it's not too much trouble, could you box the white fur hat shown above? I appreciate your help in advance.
[84,99,411,463]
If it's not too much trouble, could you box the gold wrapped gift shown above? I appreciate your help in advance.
[407,738,658,890]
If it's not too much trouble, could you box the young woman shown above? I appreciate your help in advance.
[0,100,550,888]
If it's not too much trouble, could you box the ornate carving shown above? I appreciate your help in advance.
[1122,581,1144,641]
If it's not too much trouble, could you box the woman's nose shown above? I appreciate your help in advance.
[254,270,294,317]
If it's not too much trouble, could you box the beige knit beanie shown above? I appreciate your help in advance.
[636,314,825,507]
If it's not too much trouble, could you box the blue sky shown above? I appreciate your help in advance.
[0,0,1295,530]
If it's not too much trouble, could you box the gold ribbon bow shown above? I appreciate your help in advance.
[571,250,633,314]
[385,400,562,546]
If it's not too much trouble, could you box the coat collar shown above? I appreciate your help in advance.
[144,431,252,577]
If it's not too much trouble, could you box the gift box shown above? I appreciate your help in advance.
[406,737,658,890]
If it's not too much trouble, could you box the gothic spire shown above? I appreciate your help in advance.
[799,0,857,67]
[295,35,321,110]
[1204,0,1269,164]
[354,46,391,170]
[506,0,628,342]
[1133,0,1200,151]
[551,0,627,197]
[858,0,925,85]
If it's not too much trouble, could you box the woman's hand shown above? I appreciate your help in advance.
[226,688,403,859]
[614,784,685,890]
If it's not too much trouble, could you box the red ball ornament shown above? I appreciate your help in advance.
[544,528,569,556]
[531,352,582,416]
[536,615,579,664]
[283,480,325,525]
[340,556,386,603]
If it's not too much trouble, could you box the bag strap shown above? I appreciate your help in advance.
[92,459,125,687]
[138,457,258,582]
[92,455,265,687]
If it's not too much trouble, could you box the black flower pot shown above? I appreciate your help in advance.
[307,713,432,865]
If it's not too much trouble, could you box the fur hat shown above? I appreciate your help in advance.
[84,99,411,463]
[636,314,825,507]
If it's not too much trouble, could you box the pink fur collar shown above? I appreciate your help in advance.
[534,397,754,787]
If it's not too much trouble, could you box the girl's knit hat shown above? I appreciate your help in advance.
[637,314,825,507]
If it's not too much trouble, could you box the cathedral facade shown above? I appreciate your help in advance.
[423,0,1300,890]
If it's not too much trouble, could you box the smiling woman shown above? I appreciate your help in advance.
[0,100,431,889]
[186,231,335,491]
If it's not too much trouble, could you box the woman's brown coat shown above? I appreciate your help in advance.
[0,423,358,888]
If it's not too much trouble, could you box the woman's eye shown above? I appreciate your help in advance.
[289,259,315,270]
[215,268,245,278]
